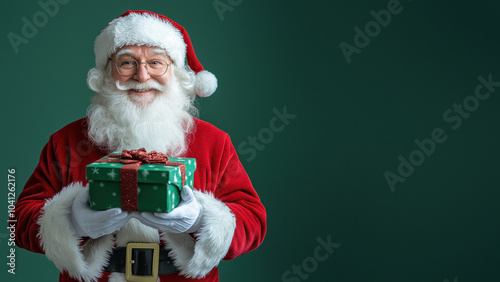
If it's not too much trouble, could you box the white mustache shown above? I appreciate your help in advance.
[115,80,167,92]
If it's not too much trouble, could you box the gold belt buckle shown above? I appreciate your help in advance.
[125,242,160,282]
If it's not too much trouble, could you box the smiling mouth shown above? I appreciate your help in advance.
[132,88,153,93]
[128,89,157,97]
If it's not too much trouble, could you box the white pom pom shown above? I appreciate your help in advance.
[194,70,217,97]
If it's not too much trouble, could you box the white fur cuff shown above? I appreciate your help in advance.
[162,190,236,278]
[38,182,114,282]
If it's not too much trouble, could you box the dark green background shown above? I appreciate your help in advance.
[1,0,499,281]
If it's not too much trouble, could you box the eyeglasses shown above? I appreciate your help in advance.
[112,59,170,77]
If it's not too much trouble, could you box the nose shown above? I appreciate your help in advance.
[133,63,151,83]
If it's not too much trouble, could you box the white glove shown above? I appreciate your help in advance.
[71,186,131,239]
[138,186,203,233]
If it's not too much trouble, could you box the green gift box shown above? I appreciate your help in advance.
[86,150,196,213]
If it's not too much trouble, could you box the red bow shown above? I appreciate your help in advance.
[110,148,171,165]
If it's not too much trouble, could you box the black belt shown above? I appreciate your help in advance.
[104,243,179,281]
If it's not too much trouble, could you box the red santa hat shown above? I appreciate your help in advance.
[94,10,217,97]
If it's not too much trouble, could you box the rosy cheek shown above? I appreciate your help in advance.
[111,71,120,81]
[158,71,171,85]
[112,72,127,83]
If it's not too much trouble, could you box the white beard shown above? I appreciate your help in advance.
[87,74,194,156]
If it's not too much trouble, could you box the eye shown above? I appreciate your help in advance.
[150,60,167,65]
[118,60,137,68]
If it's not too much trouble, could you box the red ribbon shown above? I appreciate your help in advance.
[96,148,186,211]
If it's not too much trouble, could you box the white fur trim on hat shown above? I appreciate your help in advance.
[94,12,186,70]
[161,189,236,278]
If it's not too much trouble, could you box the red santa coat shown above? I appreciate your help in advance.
[15,117,266,281]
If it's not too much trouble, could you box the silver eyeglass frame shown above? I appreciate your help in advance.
[110,58,171,77]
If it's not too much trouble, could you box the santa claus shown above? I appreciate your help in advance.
[15,10,266,282]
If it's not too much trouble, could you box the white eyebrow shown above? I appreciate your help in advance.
[115,49,133,58]
[153,48,167,55]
